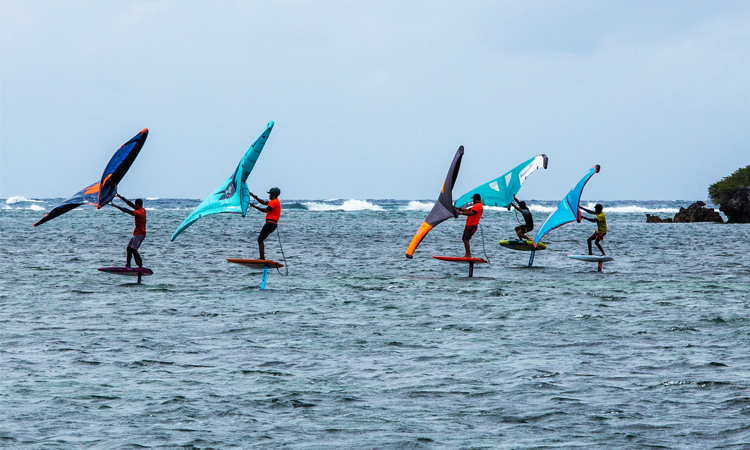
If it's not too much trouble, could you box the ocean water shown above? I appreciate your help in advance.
[1,197,749,449]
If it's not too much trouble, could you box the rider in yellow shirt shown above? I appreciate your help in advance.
[582,204,607,256]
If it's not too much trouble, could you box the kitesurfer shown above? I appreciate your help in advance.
[249,187,281,260]
[582,204,607,255]
[510,196,533,241]
[111,194,146,268]
[456,193,483,257]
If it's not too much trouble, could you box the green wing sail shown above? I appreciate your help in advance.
[455,154,548,208]
[171,121,274,241]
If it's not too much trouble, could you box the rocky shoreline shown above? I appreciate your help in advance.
[646,201,723,223]
[715,186,750,223]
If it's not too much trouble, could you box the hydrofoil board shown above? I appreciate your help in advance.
[432,256,488,264]
[226,258,284,269]
[499,240,547,251]
[432,255,487,277]
[568,255,614,263]
[98,266,153,284]
[98,267,154,276]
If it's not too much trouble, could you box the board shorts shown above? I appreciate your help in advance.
[128,234,146,250]
[258,221,278,242]
[462,225,478,241]
[518,224,533,233]
[590,231,606,241]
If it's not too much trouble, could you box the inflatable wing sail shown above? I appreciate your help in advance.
[98,129,149,208]
[455,154,548,208]
[171,121,274,241]
[405,146,464,258]
[533,165,600,247]
[34,129,149,227]
[33,182,101,227]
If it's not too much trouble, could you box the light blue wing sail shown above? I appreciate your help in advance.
[455,154,548,208]
[171,121,274,241]
[533,165,600,247]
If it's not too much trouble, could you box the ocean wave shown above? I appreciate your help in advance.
[146,197,160,201]
[404,201,434,211]
[303,199,385,211]
[581,202,679,214]
[6,196,44,204]
[528,204,556,212]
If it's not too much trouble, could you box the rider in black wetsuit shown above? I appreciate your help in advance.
[510,196,533,241]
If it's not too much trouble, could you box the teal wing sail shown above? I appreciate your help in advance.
[170,121,274,241]
[455,154,548,208]
[533,165,600,247]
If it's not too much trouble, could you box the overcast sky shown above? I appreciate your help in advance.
[2,1,748,201]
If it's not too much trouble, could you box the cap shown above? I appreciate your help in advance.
[267,187,281,196]
[472,193,481,200]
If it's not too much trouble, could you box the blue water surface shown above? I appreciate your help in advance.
[1,198,748,449]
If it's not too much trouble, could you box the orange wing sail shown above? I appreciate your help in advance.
[405,146,464,258]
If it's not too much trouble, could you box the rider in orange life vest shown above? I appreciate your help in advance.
[111,194,146,268]
[456,193,484,258]
[249,187,281,260]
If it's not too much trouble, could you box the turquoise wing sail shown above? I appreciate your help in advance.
[171,121,274,241]
[455,154,548,208]
[533,165,600,247]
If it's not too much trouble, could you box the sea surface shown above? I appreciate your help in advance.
[1,197,749,449]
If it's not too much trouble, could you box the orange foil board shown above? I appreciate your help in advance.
[226,258,284,269]
[432,256,488,264]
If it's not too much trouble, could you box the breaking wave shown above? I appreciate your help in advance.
[581,202,679,214]
[404,201,434,211]
[303,199,385,211]
[6,196,44,204]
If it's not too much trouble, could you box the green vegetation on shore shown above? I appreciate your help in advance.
[709,165,750,203]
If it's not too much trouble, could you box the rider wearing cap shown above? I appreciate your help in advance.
[456,193,484,258]
[249,187,281,260]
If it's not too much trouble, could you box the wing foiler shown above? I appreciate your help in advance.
[171,121,274,241]
[34,129,149,227]
[405,146,464,258]
[454,154,548,208]
[533,165,600,247]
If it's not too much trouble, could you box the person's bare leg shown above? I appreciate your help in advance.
[596,240,605,256]
[258,240,265,260]
[463,239,471,258]
[587,236,595,255]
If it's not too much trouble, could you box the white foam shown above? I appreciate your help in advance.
[528,204,556,212]
[6,196,44,204]
[304,199,385,211]
[146,197,160,201]
[404,201,434,211]
[29,204,46,211]
[581,202,679,214]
